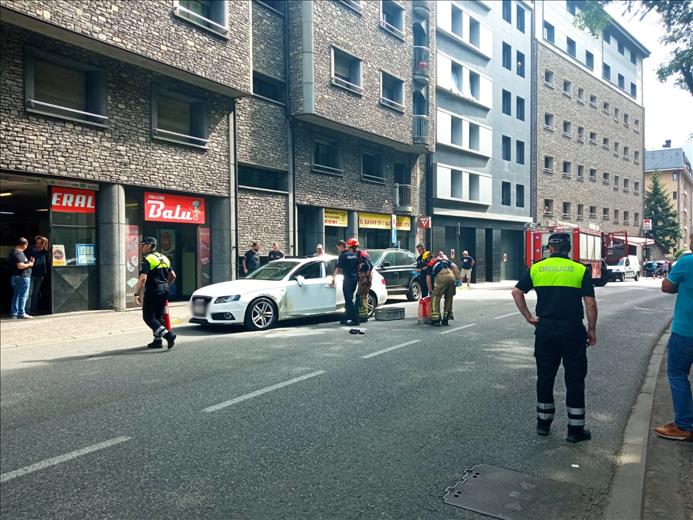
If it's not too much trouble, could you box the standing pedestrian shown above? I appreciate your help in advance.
[8,237,34,319]
[331,239,359,326]
[415,243,432,298]
[313,244,325,257]
[460,250,475,288]
[243,241,261,276]
[134,237,176,349]
[655,233,693,441]
[268,242,284,262]
[26,235,50,316]
[511,232,597,443]
[351,239,374,323]
[428,253,458,326]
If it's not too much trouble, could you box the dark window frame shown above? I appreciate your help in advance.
[312,138,343,175]
[151,88,209,149]
[238,164,289,193]
[501,181,511,206]
[361,150,385,184]
[252,71,286,105]
[174,0,229,37]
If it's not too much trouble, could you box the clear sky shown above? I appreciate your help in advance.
[605,2,693,157]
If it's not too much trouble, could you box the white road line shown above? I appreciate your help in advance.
[440,323,476,335]
[0,436,131,484]
[361,340,421,359]
[635,306,650,311]
[493,311,520,320]
[203,371,326,413]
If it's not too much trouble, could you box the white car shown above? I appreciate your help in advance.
[189,255,389,330]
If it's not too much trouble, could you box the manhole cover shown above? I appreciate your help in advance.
[443,464,595,520]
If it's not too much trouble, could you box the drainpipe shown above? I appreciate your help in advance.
[229,98,239,280]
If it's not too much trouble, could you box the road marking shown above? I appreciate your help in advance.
[203,371,326,412]
[0,436,131,484]
[440,323,476,335]
[493,311,520,320]
[635,306,650,311]
[361,340,421,359]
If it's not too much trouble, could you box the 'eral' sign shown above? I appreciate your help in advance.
[144,192,205,224]
[51,187,96,213]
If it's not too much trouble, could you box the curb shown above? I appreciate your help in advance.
[602,324,670,520]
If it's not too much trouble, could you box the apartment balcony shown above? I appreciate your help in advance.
[413,115,429,145]
[413,46,430,82]
[412,0,430,17]
[394,183,413,213]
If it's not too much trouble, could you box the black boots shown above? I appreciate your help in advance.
[566,428,592,443]
[163,331,176,350]
[146,339,163,349]
[536,419,552,436]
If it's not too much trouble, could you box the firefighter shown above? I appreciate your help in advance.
[415,244,432,298]
[428,253,457,326]
[351,239,374,323]
[511,232,598,443]
[134,236,177,349]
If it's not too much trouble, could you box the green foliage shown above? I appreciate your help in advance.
[644,171,682,253]
[575,0,693,96]
[674,247,689,259]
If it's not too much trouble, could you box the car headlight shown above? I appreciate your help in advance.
[214,295,241,304]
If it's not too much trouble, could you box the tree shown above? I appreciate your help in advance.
[575,1,693,96]
[643,171,682,252]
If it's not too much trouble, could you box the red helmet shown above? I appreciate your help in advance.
[346,238,359,248]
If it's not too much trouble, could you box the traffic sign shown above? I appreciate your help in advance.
[642,218,652,231]
[418,217,432,229]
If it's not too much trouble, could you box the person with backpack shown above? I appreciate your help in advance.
[428,252,459,326]
[351,239,374,323]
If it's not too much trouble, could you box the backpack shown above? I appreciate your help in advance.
[358,250,373,273]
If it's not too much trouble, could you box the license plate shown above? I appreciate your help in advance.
[193,304,205,315]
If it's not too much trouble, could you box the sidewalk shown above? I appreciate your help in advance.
[0,302,191,350]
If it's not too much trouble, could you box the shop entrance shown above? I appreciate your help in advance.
[142,223,199,300]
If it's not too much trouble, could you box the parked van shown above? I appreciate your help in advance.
[607,255,640,282]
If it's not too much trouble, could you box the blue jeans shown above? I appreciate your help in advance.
[10,276,31,317]
[667,332,693,431]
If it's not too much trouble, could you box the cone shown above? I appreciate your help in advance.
[163,300,171,331]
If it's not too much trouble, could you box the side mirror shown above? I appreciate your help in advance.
[295,275,305,287]
[382,262,391,268]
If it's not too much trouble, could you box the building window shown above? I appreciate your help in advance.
[502,0,512,23]
[562,161,572,177]
[450,169,463,199]
[603,207,610,220]
[516,184,525,207]
[577,87,585,103]
[563,120,572,137]
[613,209,620,222]
[623,146,630,160]
[630,82,637,98]
[502,90,512,115]
[313,140,342,174]
[563,202,572,219]
[361,152,384,182]
[451,4,463,37]
[618,74,625,89]
[468,17,481,48]
[613,174,620,189]
[614,107,620,121]
[577,126,585,142]
[603,101,610,114]
[634,118,640,132]
[623,178,630,192]
[674,172,679,181]
[623,113,630,126]
[502,181,511,206]
[516,96,525,121]
[253,72,285,103]
[337,0,363,14]
[544,69,555,87]
[331,47,362,95]
[449,62,464,95]
[516,51,525,77]
[380,0,405,39]
[603,171,610,184]
[175,0,228,35]
[589,131,597,144]
[634,151,640,164]
[589,94,597,107]
[618,40,625,54]
[502,135,512,161]
[451,117,463,146]
[604,29,611,43]
[585,51,594,70]
[544,155,554,173]
[238,165,288,192]
[567,37,576,57]
[516,140,525,165]
[544,112,554,130]
[623,210,629,225]
[631,49,637,65]
[24,48,107,127]
[380,71,405,111]
[567,0,579,15]
[673,191,678,200]
[589,205,597,218]
[151,89,208,148]
[603,63,611,81]
[613,141,619,156]
[502,43,512,70]
[577,204,585,220]
[544,199,554,216]
[577,164,584,180]
[561,78,571,96]
[589,168,597,181]
[634,213,640,226]
[255,1,286,15]
[602,137,610,149]
[634,181,640,194]
[516,5,525,32]
[543,21,555,43]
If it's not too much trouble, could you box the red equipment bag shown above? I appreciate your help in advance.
[163,300,171,331]
[418,296,431,323]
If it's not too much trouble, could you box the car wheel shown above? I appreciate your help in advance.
[244,298,277,331]
[367,292,377,317]
[619,274,624,282]
[406,281,421,301]
[634,273,639,281]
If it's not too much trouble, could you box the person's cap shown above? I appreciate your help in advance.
[139,236,157,247]
[346,238,359,248]
[547,232,571,249]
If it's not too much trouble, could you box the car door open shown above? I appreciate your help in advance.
[285,262,337,316]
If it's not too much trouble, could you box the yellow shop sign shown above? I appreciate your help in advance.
[324,209,348,227]
[396,216,411,231]
[359,212,391,229]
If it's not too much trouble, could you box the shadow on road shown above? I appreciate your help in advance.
[23,345,169,363]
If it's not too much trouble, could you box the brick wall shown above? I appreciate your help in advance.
[0,25,232,196]
[252,1,285,80]
[235,97,288,170]
[237,188,289,253]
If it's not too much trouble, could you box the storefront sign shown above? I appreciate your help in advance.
[51,187,96,213]
[52,245,66,267]
[359,212,391,229]
[75,244,96,266]
[324,209,348,227]
[144,192,205,224]
[396,216,411,231]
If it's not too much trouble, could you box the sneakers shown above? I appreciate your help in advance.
[19,314,33,319]
[164,331,176,350]
[566,428,592,443]
[655,422,693,442]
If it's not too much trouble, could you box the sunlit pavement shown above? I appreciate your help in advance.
[0,279,674,519]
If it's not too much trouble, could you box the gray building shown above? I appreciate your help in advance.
[431,0,533,282]
[533,1,649,237]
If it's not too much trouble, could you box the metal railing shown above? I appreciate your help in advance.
[395,183,412,209]
[153,128,209,145]
[413,115,429,144]
[26,99,108,121]
[413,46,430,79]
[174,5,228,34]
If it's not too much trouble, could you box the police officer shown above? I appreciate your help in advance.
[134,236,177,349]
[512,232,598,443]
[351,239,374,323]
[428,253,459,326]
[332,239,359,326]
[415,243,432,298]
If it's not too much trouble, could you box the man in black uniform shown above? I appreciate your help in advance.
[415,243,432,298]
[511,232,598,443]
[134,236,177,349]
[332,239,359,326]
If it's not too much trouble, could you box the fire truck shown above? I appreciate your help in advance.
[524,227,630,287]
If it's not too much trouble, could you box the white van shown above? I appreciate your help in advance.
[607,255,641,282]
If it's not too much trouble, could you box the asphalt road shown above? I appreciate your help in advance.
[0,279,675,519]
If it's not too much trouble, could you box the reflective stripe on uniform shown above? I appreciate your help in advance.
[537,402,556,410]
[568,418,585,426]
[154,325,167,337]
[530,256,586,288]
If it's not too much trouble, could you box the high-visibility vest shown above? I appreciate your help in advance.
[530,256,587,289]
[144,252,171,271]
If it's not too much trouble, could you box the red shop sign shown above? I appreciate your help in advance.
[51,187,96,213]
[144,192,205,224]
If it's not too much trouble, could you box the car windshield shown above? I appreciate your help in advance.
[367,250,386,265]
[246,261,298,281]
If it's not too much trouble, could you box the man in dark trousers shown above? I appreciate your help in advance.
[134,236,177,349]
[511,232,598,443]
[332,239,359,326]
[243,241,261,276]
[415,243,432,298]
